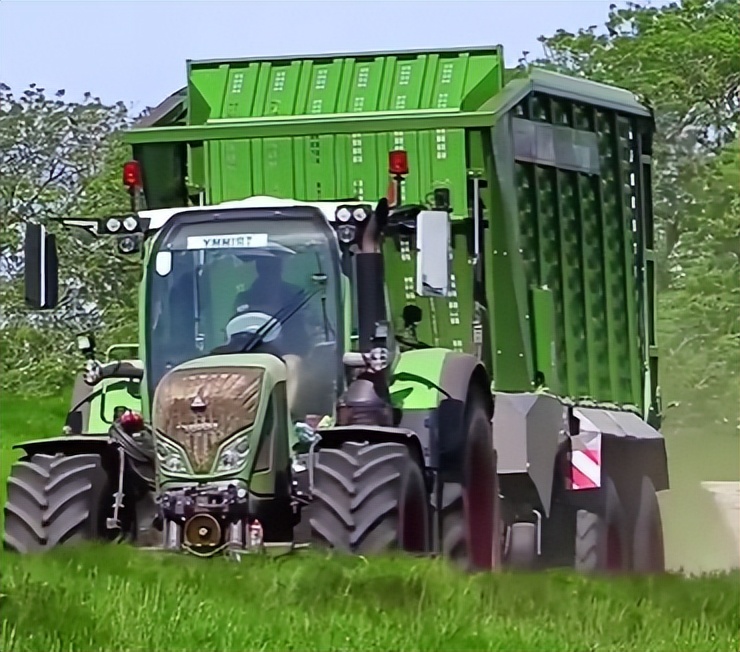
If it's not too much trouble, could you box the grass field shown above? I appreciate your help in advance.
[1,395,739,652]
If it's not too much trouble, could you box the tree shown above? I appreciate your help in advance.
[0,84,139,392]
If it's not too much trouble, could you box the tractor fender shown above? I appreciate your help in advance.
[14,435,113,458]
[13,436,119,478]
[315,425,427,471]
[437,351,492,413]
[391,349,491,474]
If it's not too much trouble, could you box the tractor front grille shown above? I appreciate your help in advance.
[153,368,264,473]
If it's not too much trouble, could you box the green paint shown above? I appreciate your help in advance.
[390,349,450,411]
[138,238,154,422]
[87,379,142,433]
[124,47,659,419]
[530,288,558,392]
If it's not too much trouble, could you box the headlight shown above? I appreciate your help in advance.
[337,224,356,244]
[353,207,368,222]
[215,435,250,473]
[122,216,139,232]
[106,218,121,233]
[118,235,140,254]
[156,438,189,473]
[336,207,351,222]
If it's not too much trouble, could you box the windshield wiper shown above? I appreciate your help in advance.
[211,288,320,356]
[241,289,318,353]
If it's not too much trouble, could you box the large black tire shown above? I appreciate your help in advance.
[575,476,630,573]
[435,482,466,563]
[632,475,665,573]
[437,388,502,572]
[3,453,110,553]
[307,441,429,554]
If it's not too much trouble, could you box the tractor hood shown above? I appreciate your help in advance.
[151,353,288,478]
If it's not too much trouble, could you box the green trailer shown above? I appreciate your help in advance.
[6,46,667,573]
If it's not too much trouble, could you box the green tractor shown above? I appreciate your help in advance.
[4,46,669,573]
[9,194,502,567]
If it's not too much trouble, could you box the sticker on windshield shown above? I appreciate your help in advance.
[155,251,173,276]
[186,233,269,250]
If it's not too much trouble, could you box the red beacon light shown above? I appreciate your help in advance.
[119,409,145,435]
[122,160,142,189]
[388,150,409,176]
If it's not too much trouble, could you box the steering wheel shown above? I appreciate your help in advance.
[225,311,282,343]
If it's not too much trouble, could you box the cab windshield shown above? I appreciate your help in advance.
[147,213,343,416]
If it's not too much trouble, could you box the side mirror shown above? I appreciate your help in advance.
[415,210,451,297]
[24,223,59,310]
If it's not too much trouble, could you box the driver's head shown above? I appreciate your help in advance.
[255,256,283,279]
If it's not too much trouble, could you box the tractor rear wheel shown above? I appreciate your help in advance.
[438,388,502,572]
[3,453,110,553]
[308,441,429,555]
[575,476,630,573]
[632,475,665,573]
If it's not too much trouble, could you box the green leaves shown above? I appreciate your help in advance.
[0,84,140,394]
[536,0,739,143]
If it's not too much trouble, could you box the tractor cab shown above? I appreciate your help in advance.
[145,201,345,422]
[23,190,452,429]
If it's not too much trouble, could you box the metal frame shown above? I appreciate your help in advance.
[186,44,504,68]
[124,109,497,145]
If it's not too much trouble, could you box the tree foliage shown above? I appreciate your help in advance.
[0,84,140,392]
[530,0,739,400]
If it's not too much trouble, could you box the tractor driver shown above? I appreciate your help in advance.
[234,256,302,315]
[228,252,320,420]
[230,253,314,358]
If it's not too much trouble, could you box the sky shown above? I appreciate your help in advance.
[0,0,624,113]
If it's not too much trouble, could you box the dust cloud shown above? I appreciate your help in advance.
[660,413,740,574]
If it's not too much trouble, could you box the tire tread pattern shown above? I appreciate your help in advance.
[3,453,106,553]
[575,509,599,572]
[308,442,419,554]
[432,483,466,563]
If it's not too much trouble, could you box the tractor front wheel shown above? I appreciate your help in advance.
[308,441,430,555]
[3,453,111,553]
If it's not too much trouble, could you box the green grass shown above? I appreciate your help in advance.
[1,396,739,652]
[2,545,739,652]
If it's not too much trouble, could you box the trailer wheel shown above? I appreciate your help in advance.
[575,476,630,573]
[308,441,429,555]
[632,475,665,573]
[3,453,111,553]
[438,389,502,572]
